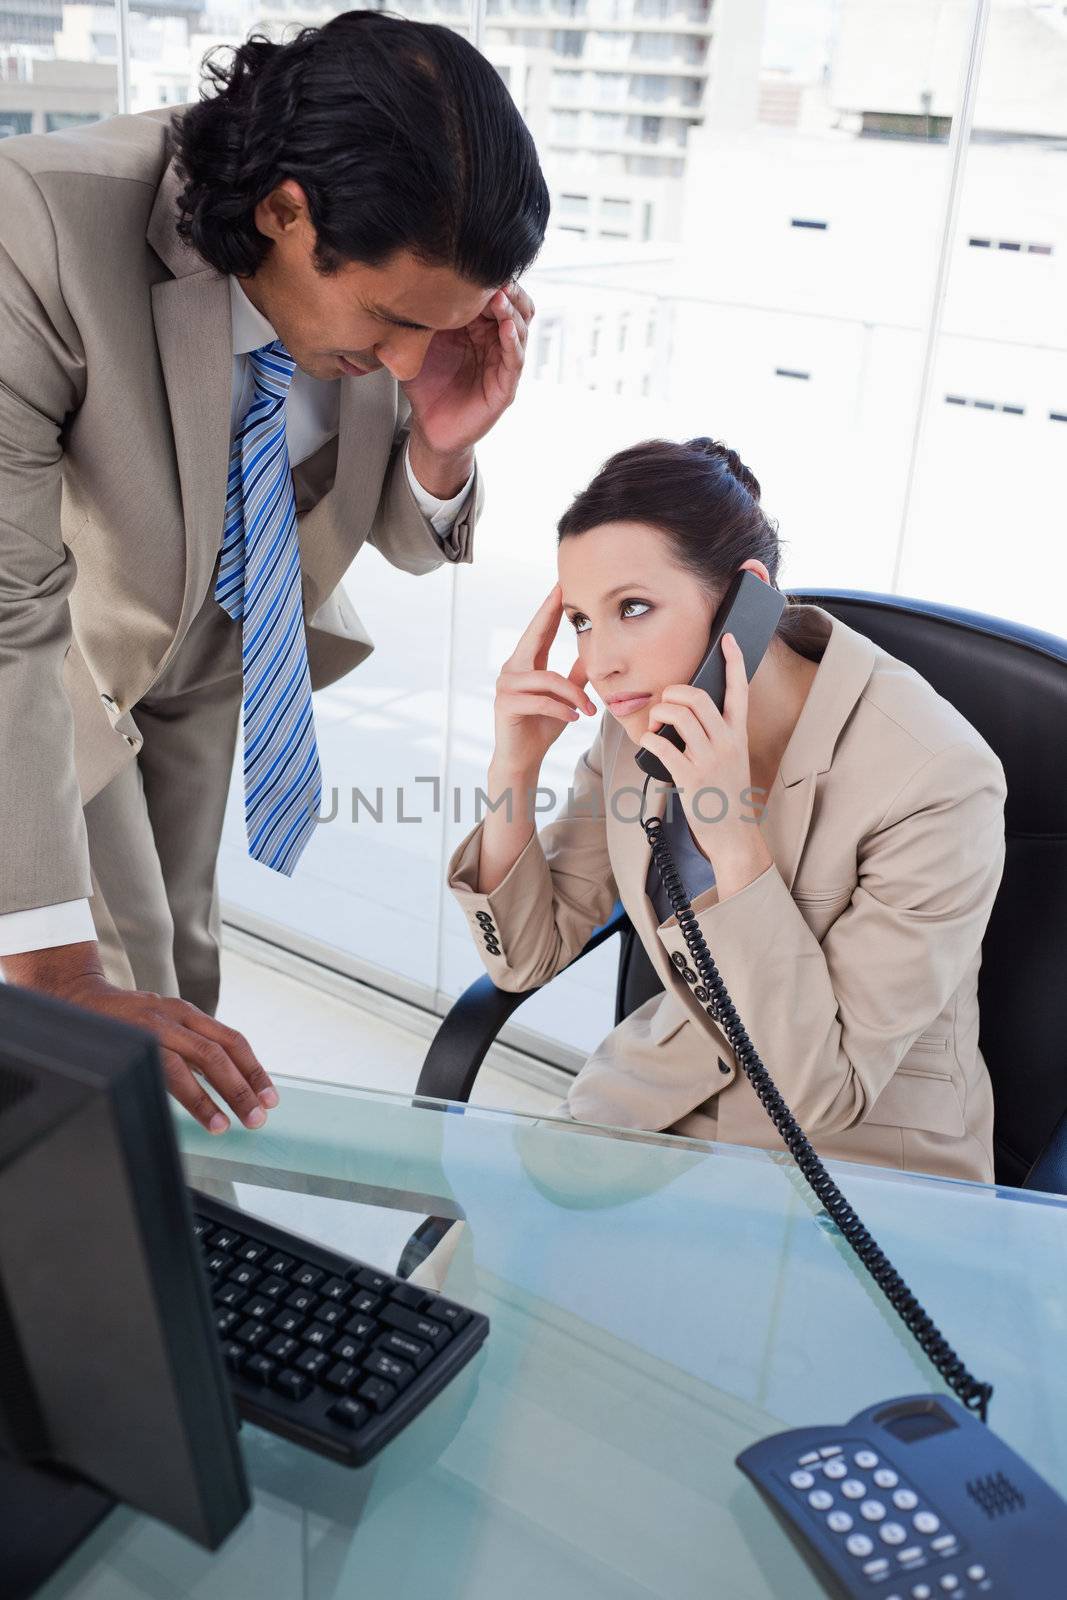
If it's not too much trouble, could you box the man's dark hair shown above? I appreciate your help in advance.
[169,9,549,285]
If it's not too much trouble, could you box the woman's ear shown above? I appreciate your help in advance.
[738,558,771,585]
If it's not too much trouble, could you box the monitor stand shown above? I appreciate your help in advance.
[0,1451,114,1599]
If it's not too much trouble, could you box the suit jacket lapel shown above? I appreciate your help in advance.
[146,156,232,638]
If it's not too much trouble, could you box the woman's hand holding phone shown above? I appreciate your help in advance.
[492,584,597,779]
[639,633,773,901]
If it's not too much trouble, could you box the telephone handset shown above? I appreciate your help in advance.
[635,575,1067,1593]
[634,569,786,785]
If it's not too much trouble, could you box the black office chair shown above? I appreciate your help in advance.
[416,591,1067,1194]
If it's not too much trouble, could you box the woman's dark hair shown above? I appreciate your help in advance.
[557,437,829,662]
[169,10,549,283]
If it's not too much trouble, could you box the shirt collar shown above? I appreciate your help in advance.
[229,275,278,356]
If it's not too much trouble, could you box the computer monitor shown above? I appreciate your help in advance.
[0,982,250,1588]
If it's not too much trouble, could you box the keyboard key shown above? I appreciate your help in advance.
[302,1322,335,1350]
[363,1351,416,1390]
[265,1334,300,1364]
[271,1368,312,1402]
[913,1511,940,1535]
[258,1274,290,1302]
[379,1304,451,1348]
[827,1511,853,1534]
[296,1348,330,1379]
[315,1302,346,1329]
[350,1290,382,1317]
[808,1490,833,1512]
[376,1331,432,1371]
[329,1398,369,1431]
[228,1263,262,1290]
[209,1227,243,1253]
[272,1307,306,1337]
[390,1284,428,1311]
[874,1468,899,1489]
[846,1533,873,1558]
[893,1488,918,1511]
[222,1339,246,1372]
[358,1376,397,1413]
[243,1295,275,1324]
[790,1469,815,1491]
[319,1277,351,1303]
[235,1240,268,1266]
[243,1354,276,1385]
[332,1334,367,1365]
[355,1268,390,1294]
[205,1250,231,1276]
[293,1265,325,1291]
[426,1297,471,1332]
[841,1479,866,1500]
[193,1216,212,1239]
[343,1313,377,1342]
[323,1362,359,1394]
[286,1287,318,1314]
[261,1250,293,1276]
[216,1282,249,1311]
[215,1308,240,1336]
[879,1523,907,1546]
[235,1318,271,1351]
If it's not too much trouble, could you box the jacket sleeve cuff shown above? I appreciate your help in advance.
[447,821,556,986]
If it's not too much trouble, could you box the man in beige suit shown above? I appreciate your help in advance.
[0,14,546,1132]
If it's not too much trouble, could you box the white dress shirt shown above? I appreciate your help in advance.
[0,277,474,957]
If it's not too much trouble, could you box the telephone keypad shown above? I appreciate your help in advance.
[776,1437,976,1588]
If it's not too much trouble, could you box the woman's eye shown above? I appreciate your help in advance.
[621,600,651,619]
[571,615,591,634]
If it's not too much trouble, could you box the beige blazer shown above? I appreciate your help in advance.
[0,105,481,917]
[448,607,1008,1183]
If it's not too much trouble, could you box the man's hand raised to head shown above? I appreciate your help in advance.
[403,280,535,467]
[1,942,278,1135]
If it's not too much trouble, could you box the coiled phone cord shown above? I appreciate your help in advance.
[641,779,993,1422]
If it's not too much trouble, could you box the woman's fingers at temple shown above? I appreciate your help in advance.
[509,585,564,670]
[503,669,595,713]
[503,692,581,723]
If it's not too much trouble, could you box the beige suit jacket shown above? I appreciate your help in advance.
[448,607,1008,1183]
[0,105,481,917]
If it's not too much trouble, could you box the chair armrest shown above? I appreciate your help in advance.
[1021,1104,1067,1196]
[414,903,630,1105]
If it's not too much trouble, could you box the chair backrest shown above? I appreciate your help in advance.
[615,589,1067,1188]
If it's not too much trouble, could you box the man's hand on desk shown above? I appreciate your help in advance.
[1,942,278,1135]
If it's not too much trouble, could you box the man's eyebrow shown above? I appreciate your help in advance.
[564,582,652,610]
[369,303,432,331]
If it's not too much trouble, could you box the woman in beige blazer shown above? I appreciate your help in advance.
[447,438,1007,1183]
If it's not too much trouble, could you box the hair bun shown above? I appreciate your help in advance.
[687,436,762,504]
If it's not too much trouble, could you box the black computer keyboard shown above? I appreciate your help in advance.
[190,1189,488,1467]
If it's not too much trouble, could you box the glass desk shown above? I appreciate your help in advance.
[38,1079,1067,1600]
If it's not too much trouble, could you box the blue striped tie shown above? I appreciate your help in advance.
[215,339,322,875]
